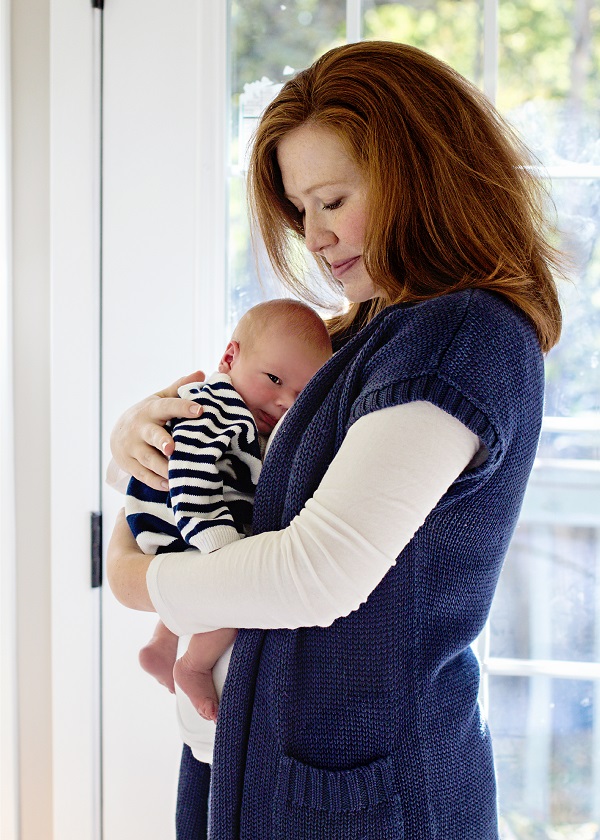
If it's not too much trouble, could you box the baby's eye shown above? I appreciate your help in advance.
[267,373,282,385]
[323,199,342,211]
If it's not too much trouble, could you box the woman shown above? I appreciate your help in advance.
[108,41,562,839]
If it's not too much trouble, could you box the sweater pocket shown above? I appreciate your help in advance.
[272,752,404,840]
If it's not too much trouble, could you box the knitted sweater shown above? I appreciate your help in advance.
[125,374,262,555]
[192,290,544,839]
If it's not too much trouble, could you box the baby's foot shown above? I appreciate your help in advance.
[139,633,178,694]
[173,652,219,723]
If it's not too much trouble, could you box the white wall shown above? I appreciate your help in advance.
[9,1,101,838]
[11,0,53,836]
[100,3,227,836]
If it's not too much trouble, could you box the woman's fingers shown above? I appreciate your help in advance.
[110,386,205,490]
[132,443,171,490]
[156,370,205,399]
[145,396,203,426]
[143,397,203,464]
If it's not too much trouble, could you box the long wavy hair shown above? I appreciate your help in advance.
[247,41,562,351]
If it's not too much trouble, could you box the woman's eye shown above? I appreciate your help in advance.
[267,373,282,385]
[323,199,342,211]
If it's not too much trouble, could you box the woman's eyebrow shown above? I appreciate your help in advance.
[284,180,342,201]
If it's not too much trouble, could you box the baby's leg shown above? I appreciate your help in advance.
[173,628,238,723]
[139,620,179,694]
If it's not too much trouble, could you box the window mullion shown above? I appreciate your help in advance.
[345,0,362,44]
[194,0,229,369]
[483,0,499,104]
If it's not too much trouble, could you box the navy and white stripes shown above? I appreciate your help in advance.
[126,374,262,555]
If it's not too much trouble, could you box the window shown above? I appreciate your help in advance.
[226,0,348,333]
[226,1,600,836]
[486,1,600,833]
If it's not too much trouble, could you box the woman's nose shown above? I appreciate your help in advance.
[303,213,336,253]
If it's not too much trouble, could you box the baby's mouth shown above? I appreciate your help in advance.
[259,410,278,429]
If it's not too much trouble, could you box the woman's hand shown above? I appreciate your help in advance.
[107,509,155,611]
[110,371,205,491]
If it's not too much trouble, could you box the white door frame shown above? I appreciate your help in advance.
[49,1,102,838]
[7,1,99,838]
[0,0,19,833]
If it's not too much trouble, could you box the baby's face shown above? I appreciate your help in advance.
[226,325,331,434]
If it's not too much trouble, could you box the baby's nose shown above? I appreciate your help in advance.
[277,389,296,412]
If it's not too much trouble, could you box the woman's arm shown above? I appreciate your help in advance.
[107,401,480,632]
[107,512,155,611]
[110,371,205,490]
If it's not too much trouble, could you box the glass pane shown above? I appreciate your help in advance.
[227,0,346,335]
[497,0,600,419]
[489,676,599,837]
[361,0,484,87]
[490,0,600,669]
[490,524,599,662]
[543,177,600,421]
[498,0,600,169]
[495,0,600,420]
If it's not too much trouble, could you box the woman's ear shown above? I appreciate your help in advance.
[218,340,240,373]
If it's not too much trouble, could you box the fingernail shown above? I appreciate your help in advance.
[161,441,169,454]
[161,480,169,490]
[190,404,201,416]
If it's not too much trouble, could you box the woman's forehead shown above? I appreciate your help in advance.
[276,124,361,198]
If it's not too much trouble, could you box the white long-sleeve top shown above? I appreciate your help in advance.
[138,400,480,763]
[148,401,480,635]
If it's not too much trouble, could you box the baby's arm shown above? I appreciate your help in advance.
[170,380,261,552]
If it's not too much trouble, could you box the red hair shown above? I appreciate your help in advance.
[248,41,562,351]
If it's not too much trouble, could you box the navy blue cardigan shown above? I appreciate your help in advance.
[193,290,543,839]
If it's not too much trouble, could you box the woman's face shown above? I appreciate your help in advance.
[276,123,379,303]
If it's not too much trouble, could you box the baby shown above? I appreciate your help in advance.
[125,299,332,722]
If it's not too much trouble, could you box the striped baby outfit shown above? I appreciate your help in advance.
[126,373,262,555]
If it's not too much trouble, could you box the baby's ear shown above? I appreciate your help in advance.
[218,340,240,373]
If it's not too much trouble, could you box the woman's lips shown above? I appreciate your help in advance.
[331,256,360,279]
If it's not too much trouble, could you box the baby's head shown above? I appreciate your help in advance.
[218,299,332,434]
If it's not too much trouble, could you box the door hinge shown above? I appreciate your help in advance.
[91,511,103,588]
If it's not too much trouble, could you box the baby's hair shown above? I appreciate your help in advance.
[248,41,563,352]
[233,298,332,359]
